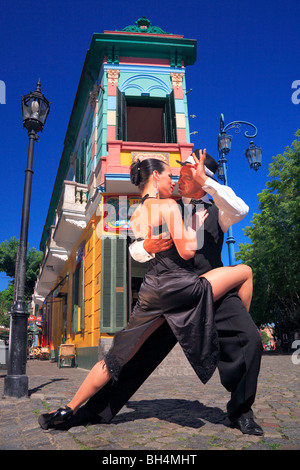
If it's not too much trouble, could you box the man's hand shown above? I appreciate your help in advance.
[143,225,173,254]
[188,149,208,187]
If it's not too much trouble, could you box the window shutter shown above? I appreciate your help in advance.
[75,140,86,184]
[115,237,127,329]
[80,263,85,330]
[75,157,81,184]
[101,237,112,330]
[71,270,79,333]
[71,261,85,333]
[101,236,127,333]
[165,90,177,143]
[116,88,127,141]
[80,139,86,184]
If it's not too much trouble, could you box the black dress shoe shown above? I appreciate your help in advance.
[231,416,264,436]
[38,406,73,430]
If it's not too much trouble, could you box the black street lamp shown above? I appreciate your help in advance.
[4,80,50,398]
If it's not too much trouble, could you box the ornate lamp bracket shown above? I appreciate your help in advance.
[220,113,257,140]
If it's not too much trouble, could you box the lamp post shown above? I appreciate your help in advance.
[4,80,50,398]
[217,113,262,266]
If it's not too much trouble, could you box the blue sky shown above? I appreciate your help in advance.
[0,0,299,290]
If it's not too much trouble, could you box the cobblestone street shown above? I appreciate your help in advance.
[0,353,299,451]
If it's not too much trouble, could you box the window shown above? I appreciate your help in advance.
[116,89,177,143]
[127,104,164,142]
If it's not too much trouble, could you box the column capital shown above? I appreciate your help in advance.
[171,72,184,88]
[107,69,120,86]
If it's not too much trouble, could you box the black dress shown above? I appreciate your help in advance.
[104,197,219,384]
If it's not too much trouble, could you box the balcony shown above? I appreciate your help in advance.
[53,180,88,253]
[33,181,88,305]
[33,225,69,305]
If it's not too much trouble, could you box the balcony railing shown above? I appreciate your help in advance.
[53,180,88,252]
[56,180,88,215]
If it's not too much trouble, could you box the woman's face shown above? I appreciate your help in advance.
[156,165,175,198]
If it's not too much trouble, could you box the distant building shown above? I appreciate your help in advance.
[32,17,197,368]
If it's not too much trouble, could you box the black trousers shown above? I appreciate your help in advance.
[80,289,262,424]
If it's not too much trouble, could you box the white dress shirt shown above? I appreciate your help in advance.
[129,177,249,263]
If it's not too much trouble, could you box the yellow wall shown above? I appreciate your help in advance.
[48,207,105,354]
[120,151,182,168]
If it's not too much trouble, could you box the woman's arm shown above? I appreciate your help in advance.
[128,225,173,262]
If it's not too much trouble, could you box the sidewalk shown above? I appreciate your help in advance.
[0,354,299,451]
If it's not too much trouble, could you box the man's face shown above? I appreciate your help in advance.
[178,166,206,198]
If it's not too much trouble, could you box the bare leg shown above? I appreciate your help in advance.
[67,359,111,413]
[66,317,165,414]
[201,264,253,311]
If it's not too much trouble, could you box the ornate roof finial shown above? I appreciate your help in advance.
[120,16,171,34]
[136,16,152,30]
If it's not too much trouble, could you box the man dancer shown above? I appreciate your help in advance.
[62,150,263,436]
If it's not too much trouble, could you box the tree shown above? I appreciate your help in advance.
[0,237,19,279]
[236,130,300,337]
[0,237,42,312]
[260,331,270,347]
[0,283,14,318]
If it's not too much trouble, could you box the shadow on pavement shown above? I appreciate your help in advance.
[29,378,67,396]
[115,398,228,429]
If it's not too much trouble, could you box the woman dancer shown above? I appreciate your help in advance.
[39,150,252,429]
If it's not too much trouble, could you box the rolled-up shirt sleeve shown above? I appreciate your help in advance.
[202,177,249,233]
[129,239,154,262]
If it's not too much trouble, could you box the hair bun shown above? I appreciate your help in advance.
[130,161,141,186]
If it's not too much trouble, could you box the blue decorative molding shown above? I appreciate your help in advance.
[120,74,171,95]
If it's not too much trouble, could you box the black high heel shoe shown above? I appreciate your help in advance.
[38,406,73,430]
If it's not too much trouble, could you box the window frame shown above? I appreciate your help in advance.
[116,89,177,143]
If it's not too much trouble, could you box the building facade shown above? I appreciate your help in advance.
[33,17,197,368]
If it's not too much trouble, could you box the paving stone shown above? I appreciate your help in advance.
[0,354,299,451]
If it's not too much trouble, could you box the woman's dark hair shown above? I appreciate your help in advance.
[130,158,166,191]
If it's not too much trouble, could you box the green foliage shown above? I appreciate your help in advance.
[0,237,19,279]
[260,331,270,346]
[0,237,42,314]
[25,245,43,294]
[236,130,300,333]
[0,283,14,317]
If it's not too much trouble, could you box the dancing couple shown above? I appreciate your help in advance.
[39,149,263,436]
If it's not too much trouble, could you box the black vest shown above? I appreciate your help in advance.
[178,200,224,275]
